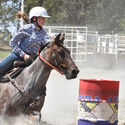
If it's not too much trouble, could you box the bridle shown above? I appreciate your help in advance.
[37,51,63,75]
[37,43,65,75]
[37,35,70,76]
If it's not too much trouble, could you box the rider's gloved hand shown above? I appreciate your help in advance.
[23,54,32,66]
[23,54,31,61]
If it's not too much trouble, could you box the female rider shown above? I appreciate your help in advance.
[0,6,50,78]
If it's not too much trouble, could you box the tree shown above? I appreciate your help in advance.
[0,0,20,44]
[94,0,125,33]
[0,0,125,37]
[42,0,97,26]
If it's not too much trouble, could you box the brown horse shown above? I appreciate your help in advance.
[0,33,79,123]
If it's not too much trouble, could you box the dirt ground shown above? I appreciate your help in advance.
[41,67,125,125]
[0,67,125,125]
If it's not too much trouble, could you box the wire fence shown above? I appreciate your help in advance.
[44,26,125,65]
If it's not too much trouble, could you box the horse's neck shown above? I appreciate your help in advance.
[17,55,52,94]
[4,56,52,113]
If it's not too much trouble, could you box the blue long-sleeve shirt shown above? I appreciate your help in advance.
[9,23,47,58]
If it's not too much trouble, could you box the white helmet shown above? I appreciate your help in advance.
[29,6,50,19]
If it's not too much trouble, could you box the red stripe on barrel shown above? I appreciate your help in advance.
[79,79,119,102]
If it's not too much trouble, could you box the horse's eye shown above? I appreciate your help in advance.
[58,51,65,58]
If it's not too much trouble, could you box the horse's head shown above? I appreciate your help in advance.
[40,33,79,79]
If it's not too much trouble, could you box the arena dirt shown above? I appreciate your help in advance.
[0,67,125,125]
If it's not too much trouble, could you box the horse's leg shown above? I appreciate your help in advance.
[28,112,41,125]
[39,112,41,123]
[26,86,46,125]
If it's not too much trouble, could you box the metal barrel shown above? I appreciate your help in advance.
[78,79,119,125]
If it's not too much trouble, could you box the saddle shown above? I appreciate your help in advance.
[0,60,31,83]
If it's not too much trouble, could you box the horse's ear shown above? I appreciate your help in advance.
[60,33,65,43]
[55,33,65,45]
[55,33,61,43]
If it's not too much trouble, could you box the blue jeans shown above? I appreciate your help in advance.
[0,52,24,76]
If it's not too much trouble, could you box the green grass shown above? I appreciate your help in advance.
[0,51,11,58]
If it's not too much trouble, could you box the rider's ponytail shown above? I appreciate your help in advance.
[16,11,30,24]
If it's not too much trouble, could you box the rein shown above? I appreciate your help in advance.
[37,51,63,75]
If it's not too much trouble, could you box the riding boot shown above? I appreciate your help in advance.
[0,52,24,80]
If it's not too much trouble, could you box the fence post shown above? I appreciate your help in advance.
[114,34,118,64]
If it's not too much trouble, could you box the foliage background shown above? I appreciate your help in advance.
[0,0,125,44]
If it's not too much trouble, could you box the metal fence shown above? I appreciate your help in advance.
[44,26,125,64]
[44,26,88,65]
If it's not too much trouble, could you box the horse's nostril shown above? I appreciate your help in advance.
[72,70,76,75]
[72,69,79,75]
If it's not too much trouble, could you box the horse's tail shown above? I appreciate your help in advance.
[16,11,30,24]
